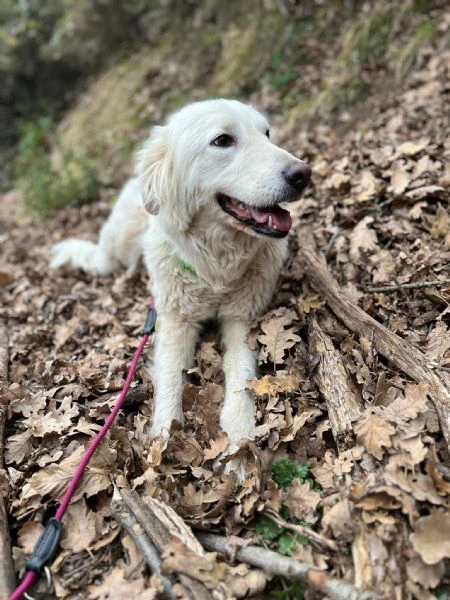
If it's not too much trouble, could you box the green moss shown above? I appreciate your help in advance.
[392,19,438,82]
[211,4,286,95]
[16,117,99,218]
[287,1,442,123]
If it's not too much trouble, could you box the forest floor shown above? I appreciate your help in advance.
[1,51,450,599]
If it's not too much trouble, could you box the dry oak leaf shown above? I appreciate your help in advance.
[382,382,429,424]
[430,204,450,239]
[322,498,354,539]
[323,171,351,193]
[5,430,33,465]
[17,521,45,554]
[258,308,301,364]
[426,321,450,363]
[354,485,418,524]
[161,536,227,588]
[226,564,267,598]
[397,139,429,157]
[353,170,381,203]
[248,373,301,397]
[389,159,410,195]
[60,498,100,553]
[406,553,445,589]
[410,510,450,565]
[203,432,229,460]
[349,216,378,264]
[282,480,321,523]
[384,458,444,505]
[19,445,111,507]
[25,395,79,437]
[392,435,427,467]
[87,567,158,600]
[311,451,335,490]
[354,409,395,459]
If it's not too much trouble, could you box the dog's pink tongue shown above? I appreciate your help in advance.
[250,205,292,232]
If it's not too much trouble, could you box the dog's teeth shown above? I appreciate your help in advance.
[268,215,273,228]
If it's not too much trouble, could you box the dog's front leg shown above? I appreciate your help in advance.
[219,319,257,449]
[148,315,199,438]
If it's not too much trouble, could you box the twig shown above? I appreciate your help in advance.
[264,508,339,553]
[111,488,176,599]
[309,317,362,448]
[365,279,450,293]
[94,383,150,408]
[196,532,386,600]
[0,318,16,596]
[299,229,450,447]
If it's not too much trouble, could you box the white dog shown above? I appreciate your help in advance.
[51,99,310,469]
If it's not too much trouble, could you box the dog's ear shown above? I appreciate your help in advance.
[137,126,172,215]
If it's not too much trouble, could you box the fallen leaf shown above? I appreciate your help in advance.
[389,159,410,195]
[283,480,321,523]
[60,498,100,553]
[349,217,378,264]
[161,536,227,588]
[258,308,301,364]
[354,409,395,459]
[410,510,450,565]
[18,521,45,554]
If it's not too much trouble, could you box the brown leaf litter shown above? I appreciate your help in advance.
[1,51,450,598]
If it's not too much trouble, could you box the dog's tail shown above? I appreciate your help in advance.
[50,238,119,275]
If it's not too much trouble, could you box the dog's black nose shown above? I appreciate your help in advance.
[283,162,311,193]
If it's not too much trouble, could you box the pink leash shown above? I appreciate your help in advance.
[8,302,157,600]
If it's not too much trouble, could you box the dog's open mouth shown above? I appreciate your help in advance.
[217,193,292,238]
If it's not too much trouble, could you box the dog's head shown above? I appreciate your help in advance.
[137,99,310,238]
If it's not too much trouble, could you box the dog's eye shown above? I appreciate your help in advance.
[265,129,270,138]
[211,134,235,148]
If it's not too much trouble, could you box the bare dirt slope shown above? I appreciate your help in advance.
[1,51,450,599]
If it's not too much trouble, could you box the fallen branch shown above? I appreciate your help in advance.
[111,488,176,599]
[117,491,266,599]
[309,317,362,448]
[196,532,386,600]
[365,279,450,293]
[0,318,16,597]
[299,229,450,446]
[117,490,223,599]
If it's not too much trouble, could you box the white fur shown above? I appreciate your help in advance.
[50,99,306,473]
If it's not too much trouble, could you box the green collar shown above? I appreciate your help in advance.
[176,255,198,277]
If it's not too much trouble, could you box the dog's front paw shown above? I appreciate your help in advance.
[146,421,172,440]
[146,415,183,440]
[222,454,255,483]
[214,436,256,484]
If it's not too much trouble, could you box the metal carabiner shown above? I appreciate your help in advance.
[20,566,53,600]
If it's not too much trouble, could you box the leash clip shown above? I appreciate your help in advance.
[25,518,62,575]
[143,306,157,335]
[20,566,52,600]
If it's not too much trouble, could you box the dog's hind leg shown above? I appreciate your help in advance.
[147,315,200,439]
[50,178,148,275]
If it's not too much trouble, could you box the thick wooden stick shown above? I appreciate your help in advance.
[0,319,16,599]
[309,317,362,448]
[111,489,176,599]
[118,490,218,600]
[299,230,450,445]
[196,532,386,600]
